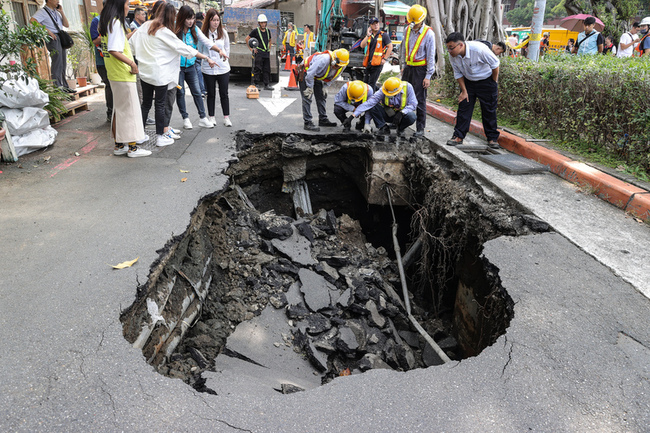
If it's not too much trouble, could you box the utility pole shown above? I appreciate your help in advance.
[527,0,546,61]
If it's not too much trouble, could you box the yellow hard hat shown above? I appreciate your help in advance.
[347,81,367,102]
[407,4,427,24]
[382,77,402,97]
[333,48,349,66]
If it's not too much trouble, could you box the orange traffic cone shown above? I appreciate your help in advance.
[285,62,299,91]
[284,53,292,71]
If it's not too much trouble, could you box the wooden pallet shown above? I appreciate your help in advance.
[69,84,99,100]
[62,99,89,116]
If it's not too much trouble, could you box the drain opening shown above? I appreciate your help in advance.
[120,132,549,393]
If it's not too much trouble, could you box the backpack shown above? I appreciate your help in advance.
[635,33,649,55]
[476,39,493,50]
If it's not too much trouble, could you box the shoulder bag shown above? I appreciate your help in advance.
[44,7,74,50]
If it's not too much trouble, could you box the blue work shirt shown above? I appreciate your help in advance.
[89,15,104,66]
[305,53,343,88]
[448,41,499,81]
[353,81,418,117]
[400,24,436,79]
[334,83,375,124]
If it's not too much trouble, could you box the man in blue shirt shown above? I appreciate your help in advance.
[446,32,501,149]
[572,16,604,55]
[352,77,417,137]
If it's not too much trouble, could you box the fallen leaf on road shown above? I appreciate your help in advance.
[74,152,80,156]
[180,169,189,173]
[44,156,51,162]
[181,177,187,182]
[111,257,139,269]
[339,368,351,376]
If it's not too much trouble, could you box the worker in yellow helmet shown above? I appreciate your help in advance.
[299,48,349,131]
[351,76,418,137]
[334,80,381,133]
[400,4,435,137]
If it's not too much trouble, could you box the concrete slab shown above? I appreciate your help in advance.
[478,153,550,174]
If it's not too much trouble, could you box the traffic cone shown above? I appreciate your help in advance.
[285,62,299,91]
[284,52,292,71]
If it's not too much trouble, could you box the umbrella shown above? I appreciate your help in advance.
[560,14,605,33]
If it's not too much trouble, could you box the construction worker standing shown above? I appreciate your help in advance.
[352,77,417,137]
[334,80,381,132]
[245,14,273,90]
[401,4,435,137]
[360,17,393,90]
[282,22,297,64]
[299,48,349,131]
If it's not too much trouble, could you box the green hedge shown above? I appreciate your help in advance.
[441,54,650,176]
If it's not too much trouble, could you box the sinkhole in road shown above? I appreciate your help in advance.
[120,132,550,394]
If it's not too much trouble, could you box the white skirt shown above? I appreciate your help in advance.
[110,80,146,144]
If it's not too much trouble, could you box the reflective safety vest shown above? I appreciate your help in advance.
[384,83,408,110]
[305,51,344,82]
[363,31,386,67]
[283,29,297,47]
[347,83,369,105]
[405,25,431,66]
[256,27,270,52]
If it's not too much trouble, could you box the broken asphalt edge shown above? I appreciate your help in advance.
[425,102,650,221]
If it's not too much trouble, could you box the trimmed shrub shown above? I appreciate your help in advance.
[441,54,650,175]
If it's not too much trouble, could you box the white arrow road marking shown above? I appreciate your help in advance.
[257,75,296,117]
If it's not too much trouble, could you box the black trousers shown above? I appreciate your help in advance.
[454,77,499,142]
[363,64,383,91]
[140,80,167,136]
[203,72,230,117]
[96,64,113,118]
[402,65,428,132]
[254,53,271,86]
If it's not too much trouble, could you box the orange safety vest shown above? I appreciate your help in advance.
[405,25,431,66]
[636,33,649,56]
[363,31,386,67]
[384,82,408,110]
[305,51,344,82]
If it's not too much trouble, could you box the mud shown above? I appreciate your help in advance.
[120,132,550,392]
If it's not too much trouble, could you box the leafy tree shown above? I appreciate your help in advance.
[506,0,566,26]
[0,6,49,85]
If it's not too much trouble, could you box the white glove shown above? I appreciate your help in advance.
[303,87,313,98]
[363,123,372,133]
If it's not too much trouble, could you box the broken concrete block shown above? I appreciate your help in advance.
[258,212,294,240]
[271,229,317,266]
[269,292,288,309]
[295,221,315,244]
[286,304,310,320]
[306,341,329,371]
[336,288,351,308]
[337,326,359,353]
[422,342,446,367]
[396,341,416,370]
[313,327,338,353]
[306,313,332,335]
[279,383,305,394]
[358,353,392,371]
[365,300,386,328]
[299,268,336,312]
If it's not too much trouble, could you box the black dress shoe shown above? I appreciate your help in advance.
[377,125,391,136]
[304,122,320,131]
[413,130,424,138]
[263,85,274,90]
[446,136,463,146]
[319,119,336,127]
[487,140,500,149]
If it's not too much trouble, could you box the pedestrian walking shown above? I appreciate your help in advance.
[360,16,393,91]
[616,22,639,58]
[30,0,74,93]
[99,0,150,157]
[200,8,232,127]
[352,77,417,137]
[445,32,501,149]
[130,3,215,147]
[572,17,603,55]
[400,4,435,138]
[175,5,220,130]
[90,6,113,122]
[245,14,273,90]
[298,49,349,131]
[333,80,379,132]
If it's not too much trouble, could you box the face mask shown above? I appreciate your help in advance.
[642,28,649,35]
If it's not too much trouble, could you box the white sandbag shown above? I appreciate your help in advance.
[3,107,50,136]
[13,125,57,157]
[0,74,49,109]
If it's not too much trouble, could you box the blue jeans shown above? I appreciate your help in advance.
[194,60,206,94]
[177,65,206,119]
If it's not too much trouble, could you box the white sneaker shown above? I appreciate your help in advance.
[183,118,193,129]
[127,146,152,157]
[224,116,232,127]
[136,133,149,145]
[209,116,217,126]
[165,130,180,140]
[170,127,182,135]
[156,134,174,147]
[198,117,214,128]
[113,145,128,156]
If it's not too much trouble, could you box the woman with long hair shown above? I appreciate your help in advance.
[201,9,232,127]
[99,0,150,157]
[130,3,216,146]
[175,5,222,130]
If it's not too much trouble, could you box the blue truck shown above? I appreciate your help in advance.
[223,7,281,83]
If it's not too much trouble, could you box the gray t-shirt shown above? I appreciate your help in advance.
[32,6,63,34]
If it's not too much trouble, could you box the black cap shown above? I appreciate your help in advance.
[369,17,379,24]
[632,22,640,28]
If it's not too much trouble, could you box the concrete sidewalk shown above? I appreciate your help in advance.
[1,78,649,432]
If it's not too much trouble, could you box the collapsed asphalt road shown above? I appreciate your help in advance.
[1,74,649,432]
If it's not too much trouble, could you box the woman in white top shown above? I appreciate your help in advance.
[130,3,215,147]
[200,9,232,127]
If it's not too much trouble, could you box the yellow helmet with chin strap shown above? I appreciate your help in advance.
[407,4,427,24]
[332,48,349,66]
[347,81,367,102]
[382,77,402,97]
